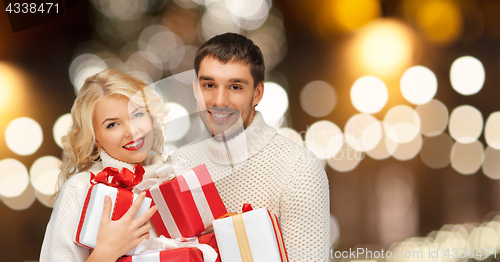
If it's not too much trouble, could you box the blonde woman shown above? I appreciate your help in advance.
[40,69,167,262]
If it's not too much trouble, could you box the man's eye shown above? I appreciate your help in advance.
[106,122,117,129]
[230,85,241,90]
[204,84,215,88]
[133,112,144,119]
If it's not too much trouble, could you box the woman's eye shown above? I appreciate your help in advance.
[106,122,117,129]
[133,112,144,119]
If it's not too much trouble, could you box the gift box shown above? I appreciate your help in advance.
[116,247,203,262]
[197,233,221,262]
[143,164,227,238]
[74,165,152,256]
[213,205,289,262]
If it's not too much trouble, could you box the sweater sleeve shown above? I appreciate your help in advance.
[281,149,330,262]
[39,173,91,262]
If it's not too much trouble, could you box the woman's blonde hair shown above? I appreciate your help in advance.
[55,69,167,198]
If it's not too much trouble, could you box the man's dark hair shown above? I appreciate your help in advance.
[194,33,265,87]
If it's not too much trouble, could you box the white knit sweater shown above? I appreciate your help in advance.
[39,151,164,262]
[171,111,330,262]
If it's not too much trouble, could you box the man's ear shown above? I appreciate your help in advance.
[192,76,199,99]
[252,81,264,106]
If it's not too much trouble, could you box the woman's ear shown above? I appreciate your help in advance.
[95,140,101,148]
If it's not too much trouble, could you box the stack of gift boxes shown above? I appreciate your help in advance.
[74,163,289,262]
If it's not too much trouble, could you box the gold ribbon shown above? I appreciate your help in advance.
[232,214,254,262]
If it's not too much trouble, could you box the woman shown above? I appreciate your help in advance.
[40,69,167,262]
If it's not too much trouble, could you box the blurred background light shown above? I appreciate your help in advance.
[53,114,72,149]
[420,133,453,169]
[415,99,449,137]
[400,66,437,105]
[256,82,289,125]
[344,113,382,152]
[485,112,500,150]
[30,156,61,197]
[350,76,388,114]
[415,0,462,44]
[5,117,43,156]
[1,183,36,211]
[482,147,500,180]
[329,0,381,32]
[327,142,364,172]
[354,19,414,77]
[164,102,190,142]
[450,140,484,175]
[0,159,29,198]
[69,53,107,94]
[305,120,344,160]
[278,127,304,147]
[392,133,422,161]
[300,80,337,118]
[366,128,394,160]
[449,105,483,144]
[383,105,421,144]
[0,63,25,114]
[450,56,485,96]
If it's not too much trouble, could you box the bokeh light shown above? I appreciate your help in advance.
[53,114,72,149]
[69,53,107,94]
[344,113,382,152]
[300,81,337,118]
[482,147,500,180]
[450,141,484,175]
[329,0,381,31]
[0,63,25,113]
[0,159,29,198]
[278,127,304,147]
[384,105,421,144]
[350,76,388,114]
[450,56,485,96]
[366,128,394,160]
[305,121,344,160]
[30,156,61,196]
[485,112,500,150]
[449,105,483,144]
[2,183,36,211]
[327,142,363,172]
[5,117,43,156]
[256,82,289,125]
[420,133,453,169]
[400,65,437,105]
[164,102,190,142]
[354,19,414,77]
[416,99,449,137]
[224,0,269,19]
[392,133,423,161]
[416,0,462,44]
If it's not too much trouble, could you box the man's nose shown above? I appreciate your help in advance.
[211,87,229,108]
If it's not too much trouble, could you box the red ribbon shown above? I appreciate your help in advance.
[241,203,253,213]
[90,165,145,190]
[90,165,145,220]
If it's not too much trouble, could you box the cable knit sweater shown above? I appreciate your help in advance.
[170,111,330,262]
[39,151,164,262]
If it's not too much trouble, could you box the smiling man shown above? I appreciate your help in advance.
[170,33,330,261]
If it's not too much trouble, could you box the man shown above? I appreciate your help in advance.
[170,33,330,261]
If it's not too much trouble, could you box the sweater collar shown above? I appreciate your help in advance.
[204,111,277,166]
[99,150,164,179]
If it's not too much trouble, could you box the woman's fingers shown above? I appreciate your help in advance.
[134,204,157,226]
[100,195,112,223]
[123,191,147,220]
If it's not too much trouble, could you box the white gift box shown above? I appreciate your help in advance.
[213,207,289,262]
[74,183,152,256]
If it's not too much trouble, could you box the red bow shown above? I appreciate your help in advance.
[90,165,145,191]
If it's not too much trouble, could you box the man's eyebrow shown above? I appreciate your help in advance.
[198,75,213,81]
[102,118,118,125]
[229,78,248,84]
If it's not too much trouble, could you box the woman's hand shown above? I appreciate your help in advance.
[87,192,158,262]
